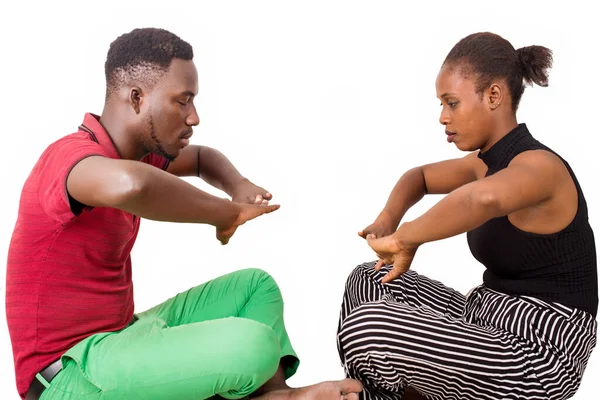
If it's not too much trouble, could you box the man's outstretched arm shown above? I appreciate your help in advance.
[166,145,273,204]
[67,155,279,243]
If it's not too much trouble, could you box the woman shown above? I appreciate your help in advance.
[337,32,597,400]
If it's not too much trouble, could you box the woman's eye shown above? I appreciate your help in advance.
[440,101,457,108]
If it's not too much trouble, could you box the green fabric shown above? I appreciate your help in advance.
[39,268,299,400]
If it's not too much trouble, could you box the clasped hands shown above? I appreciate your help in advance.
[215,178,277,245]
[358,214,419,283]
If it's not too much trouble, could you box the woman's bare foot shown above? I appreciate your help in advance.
[253,378,363,399]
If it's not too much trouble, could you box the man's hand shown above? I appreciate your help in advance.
[366,233,419,283]
[216,203,280,245]
[358,211,399,240]
[231,178,272,205]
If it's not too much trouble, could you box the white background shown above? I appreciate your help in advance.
[1,0,598,398]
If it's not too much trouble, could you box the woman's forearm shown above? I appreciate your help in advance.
[397,182,502,245]
[379,167,428,227]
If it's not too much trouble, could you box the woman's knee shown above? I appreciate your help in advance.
[339,302,384,358]
[342,261,384,304]
[338,299,412,364]
[345,261,377,287]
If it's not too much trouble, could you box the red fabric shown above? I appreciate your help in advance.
[6,113,169,398]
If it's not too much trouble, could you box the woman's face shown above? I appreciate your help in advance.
[435,64,497,152]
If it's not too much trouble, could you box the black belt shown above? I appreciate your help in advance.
[25,359,63,400]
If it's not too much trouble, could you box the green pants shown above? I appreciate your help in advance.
[39,268,299,399]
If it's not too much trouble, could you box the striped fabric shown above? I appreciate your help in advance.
[337,262,597,400]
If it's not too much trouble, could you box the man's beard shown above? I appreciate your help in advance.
[147,112,177,162]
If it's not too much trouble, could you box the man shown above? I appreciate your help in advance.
[6,28,362,400]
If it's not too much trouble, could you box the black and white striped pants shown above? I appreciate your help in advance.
[337,262,597,400]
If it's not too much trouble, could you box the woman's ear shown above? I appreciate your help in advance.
[487,83,503,110]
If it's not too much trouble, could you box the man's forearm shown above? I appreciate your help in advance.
[197,146,245,195]
[380,167,428,227]
[397,182,501,246]
[117,162,239,227]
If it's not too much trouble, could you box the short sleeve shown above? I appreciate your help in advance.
[36,136,107,223]
[141,152,170,171]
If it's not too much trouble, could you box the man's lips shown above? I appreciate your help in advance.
[180,130,193,140]
[179,130,193,148]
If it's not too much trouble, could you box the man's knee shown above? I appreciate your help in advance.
[221,318,281,395]
[233,268,279,289]
[232,268,283,302]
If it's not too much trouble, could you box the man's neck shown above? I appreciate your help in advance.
[99,104,146,160]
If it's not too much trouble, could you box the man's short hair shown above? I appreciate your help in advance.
[104,28,194,99]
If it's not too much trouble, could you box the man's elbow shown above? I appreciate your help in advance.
[103,167,149,208]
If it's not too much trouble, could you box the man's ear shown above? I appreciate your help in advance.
[129,87,143,114]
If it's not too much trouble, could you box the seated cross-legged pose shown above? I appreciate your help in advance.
[337,32,597,400]
[6,27,363,400]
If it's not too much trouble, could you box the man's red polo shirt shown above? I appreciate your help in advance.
[6,113,170,398]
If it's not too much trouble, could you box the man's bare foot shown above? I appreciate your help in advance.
[253,378,363,399]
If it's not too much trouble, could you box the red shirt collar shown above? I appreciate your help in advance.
[78,113,121,160]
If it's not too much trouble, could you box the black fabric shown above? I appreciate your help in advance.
[24,378,45,400]
[25,360,62,400]
[467,123,598,316]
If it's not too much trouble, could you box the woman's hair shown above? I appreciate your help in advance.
[443,32,553,110]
